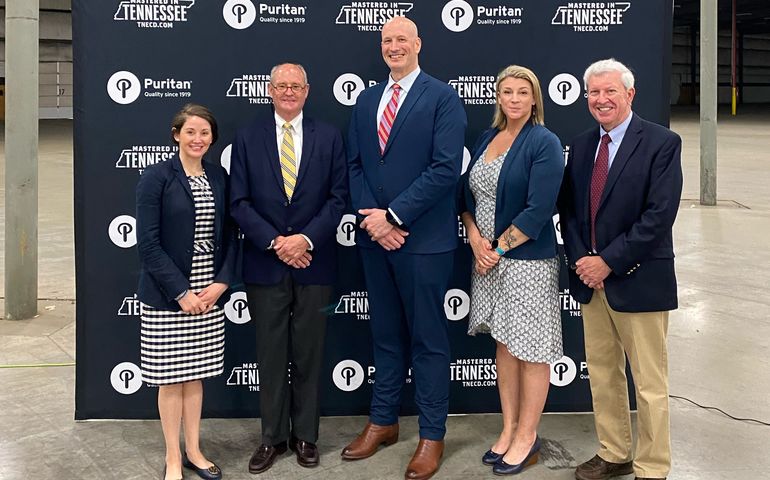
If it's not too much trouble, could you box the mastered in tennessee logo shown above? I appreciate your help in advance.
[334,291,369,320]
[115,145,177,174]
[559,288,582,317]
[226,74,272,104]
[551,2,630,32]
[450,358,497,388]
[335,2,414,31]
[448,75,496,105]
[226,363,260,391]
[113,0,195,29]
[118,294,141,317]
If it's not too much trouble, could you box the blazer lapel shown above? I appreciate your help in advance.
[171,155,194,202]
[382,74,428,156]
[599,114,643,209]
[262,120,285,195]
[295,117,315,191]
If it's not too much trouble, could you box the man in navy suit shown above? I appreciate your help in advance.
[558,59,682,480]
[229,62,347,474]
[340,16,467,480]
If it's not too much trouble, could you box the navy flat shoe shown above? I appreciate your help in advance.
[182,454,222,480]
[492,436,541,476]
[482,449,505,465]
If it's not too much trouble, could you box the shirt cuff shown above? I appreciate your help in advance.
[300,234,314,251]
[387,207,404,225]
[267,239,275,250]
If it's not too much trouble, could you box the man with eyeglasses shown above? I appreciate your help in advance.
[229,62,348,474]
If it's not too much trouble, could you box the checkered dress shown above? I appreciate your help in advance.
[140,173,225,385]
[466,147,563,364]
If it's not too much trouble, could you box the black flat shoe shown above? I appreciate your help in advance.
[182,454,222,480]
[482,449,505,465]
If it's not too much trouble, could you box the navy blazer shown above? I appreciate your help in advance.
[348,71,467,254]
[229,115,348,286]
[136,155,237,310]
[460,123,564,260]
[558,113,683,312]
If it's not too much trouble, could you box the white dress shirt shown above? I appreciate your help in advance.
[270,111,313,250]
[595,110,633,170]
[375,67,421,225]
[275,111,303,171]
[375,67,421,130]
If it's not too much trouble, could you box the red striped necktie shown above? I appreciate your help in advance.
[590,133,612,250]
[378,83,401,155]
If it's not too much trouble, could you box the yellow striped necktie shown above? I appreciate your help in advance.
[280,122,297,200]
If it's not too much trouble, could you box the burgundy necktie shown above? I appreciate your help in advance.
[378,84,401,155]
[590,133,612,250]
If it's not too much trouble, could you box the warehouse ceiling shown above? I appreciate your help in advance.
[674,0,770,35]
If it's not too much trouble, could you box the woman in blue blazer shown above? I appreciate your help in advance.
[136,104,235,480]
[459,66,564,475]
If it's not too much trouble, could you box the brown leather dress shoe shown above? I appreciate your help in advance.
[575,454,633,480]
[405,438,444,480]
[248,442,287,474]
[290,436,319,468]
[341,421,399,460]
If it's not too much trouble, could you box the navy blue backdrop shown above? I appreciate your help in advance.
[74,0,672,419]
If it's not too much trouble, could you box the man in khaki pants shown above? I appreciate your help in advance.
[558,58,683,480]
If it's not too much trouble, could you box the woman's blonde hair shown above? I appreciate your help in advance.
[491,65,545,129]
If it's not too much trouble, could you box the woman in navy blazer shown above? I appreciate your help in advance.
[459,66,564,475]
[136,104,235,480]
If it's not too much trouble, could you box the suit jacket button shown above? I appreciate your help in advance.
[379,160,385,165]
[284,201,289,207]
[377,186,383,191]
[287,226,293,232]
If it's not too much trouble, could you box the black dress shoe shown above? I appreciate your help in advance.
[182,454,222,480]
[482,449,504,466]
[248,441,288,474]
[290,436,319,468]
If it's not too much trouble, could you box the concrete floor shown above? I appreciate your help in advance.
[1,107,769,479]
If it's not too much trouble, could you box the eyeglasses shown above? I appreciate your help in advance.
[271,83,307,93]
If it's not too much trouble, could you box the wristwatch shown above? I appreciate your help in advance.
[491,239,506,256]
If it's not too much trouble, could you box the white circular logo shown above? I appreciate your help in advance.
[336,213,358,247]
[220,144,232,175]
[110,362,143,394]
[223,0,256,29]
[333,73,366,106]
[332,359,365,391]
[109,215,137,248]
[553,214,563,245]
[107,71,141,105]
[442,0,474,32]
[224,291,251,324]
[460,146,472,175]
[548,73,581,106]
[549,355,577,387]
[444,288,470,321]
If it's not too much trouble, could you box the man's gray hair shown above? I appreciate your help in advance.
[270,63,308,85]
[583,58,634,90]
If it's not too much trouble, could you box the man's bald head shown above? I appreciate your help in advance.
[380,16,421,81]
